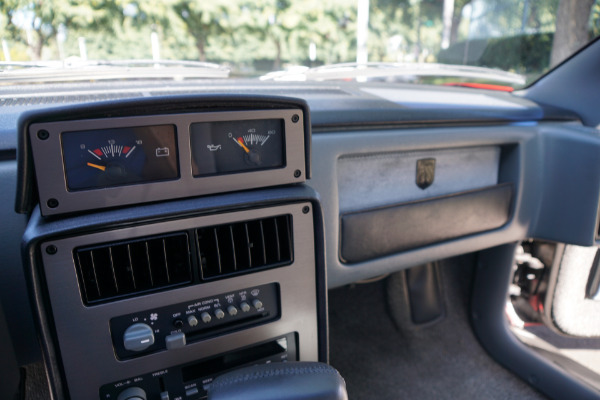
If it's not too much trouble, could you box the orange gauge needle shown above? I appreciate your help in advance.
[87,162,106,171]
[236,137,251,153]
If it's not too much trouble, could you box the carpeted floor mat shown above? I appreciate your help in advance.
[328,255,546,400]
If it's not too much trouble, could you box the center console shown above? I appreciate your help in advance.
[18,96,326,400]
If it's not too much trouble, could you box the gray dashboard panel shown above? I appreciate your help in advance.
[310,122,600,288]
[531,124,600,245]
[30,109,306,216]
[38,203,318,399]
[337,146,500,212]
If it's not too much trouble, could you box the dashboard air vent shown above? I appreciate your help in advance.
[197,215,293,280]
[75,233,192,305]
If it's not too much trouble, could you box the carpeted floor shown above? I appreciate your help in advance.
[328,255,547,400]
[24,362,50,400]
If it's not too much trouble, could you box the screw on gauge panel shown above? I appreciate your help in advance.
[47,198,59,208]
[291,114,299,123]
[46,245,57,255]
[294,169,302,178]
[37,130,50,140]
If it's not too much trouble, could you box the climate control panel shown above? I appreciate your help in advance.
[110,283,280,359]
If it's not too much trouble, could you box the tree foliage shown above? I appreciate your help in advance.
[1,0,119,60]
[1,0,599,77]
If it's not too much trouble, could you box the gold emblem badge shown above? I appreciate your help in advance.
[416,158,436,189]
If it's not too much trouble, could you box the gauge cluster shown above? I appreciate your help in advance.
[28,106,308,216]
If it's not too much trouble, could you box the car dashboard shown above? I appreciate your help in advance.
[2,77,600,399]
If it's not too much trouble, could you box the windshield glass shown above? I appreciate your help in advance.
[1,0,599,88]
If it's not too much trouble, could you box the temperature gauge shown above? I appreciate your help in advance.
[62,125,179,191]
[190,119,285,177]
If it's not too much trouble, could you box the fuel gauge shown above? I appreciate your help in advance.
[190,118,285,177]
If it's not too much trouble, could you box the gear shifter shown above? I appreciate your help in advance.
[207,362,348,400]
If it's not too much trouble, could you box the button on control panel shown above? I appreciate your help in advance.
[110,283,280,360]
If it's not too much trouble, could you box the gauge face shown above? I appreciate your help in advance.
[62,125,179,191]
[190,119,285,177]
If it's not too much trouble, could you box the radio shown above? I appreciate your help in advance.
[110,283,280,359]
[101,333,297,400]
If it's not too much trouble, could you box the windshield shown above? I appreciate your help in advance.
[1,0,599,88]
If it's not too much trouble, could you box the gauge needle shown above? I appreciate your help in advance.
[233,137,250,153]
[87,162,106,172]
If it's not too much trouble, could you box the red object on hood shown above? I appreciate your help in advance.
[443,82,514,92]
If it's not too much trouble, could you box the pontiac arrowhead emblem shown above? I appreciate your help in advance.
[416,158,436,189]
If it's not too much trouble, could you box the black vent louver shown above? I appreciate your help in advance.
[75,233,192,305]
[197,215,293,280]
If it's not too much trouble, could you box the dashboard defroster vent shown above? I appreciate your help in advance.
[75,233,192,305]
[197,215,293,280]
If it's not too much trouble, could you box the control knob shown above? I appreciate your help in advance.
[117,387,147,400]
[123,323,155,352]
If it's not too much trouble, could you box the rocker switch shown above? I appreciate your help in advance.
[165,332,186,350]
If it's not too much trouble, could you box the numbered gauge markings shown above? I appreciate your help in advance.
[61,125,179,191]
[190,118,285,177]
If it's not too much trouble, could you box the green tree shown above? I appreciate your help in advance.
[171,0,234,61]
[1,0,118,60]
[369,0,407,61]
[235,0,296,70]
[108,0,195,61]
[289,0,357,65]
[369,0,445,62]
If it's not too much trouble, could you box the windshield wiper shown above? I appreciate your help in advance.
[261,62,525,86]
[0,59,230,84]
